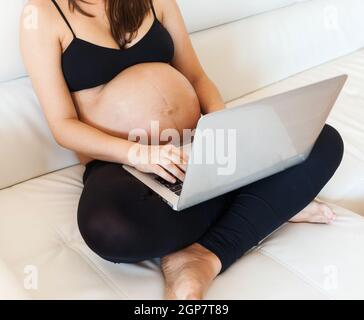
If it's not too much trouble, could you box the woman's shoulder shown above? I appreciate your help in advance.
[155,0,177,11]
[22,0,61,29]
[21,0,63,42]
[154,0,181,23]
[24,0,56,15]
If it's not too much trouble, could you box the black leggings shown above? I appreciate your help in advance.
[77,125,344,273]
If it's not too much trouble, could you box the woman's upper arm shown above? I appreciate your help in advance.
[20,0,78,138]
[159,0,205,84]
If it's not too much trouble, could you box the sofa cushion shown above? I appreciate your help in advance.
[0,259,31,299]
[0,0,27,82]
[0,164,363,299]
[178,0,307,33]
[190,0,364,102]
[0,78,78,190]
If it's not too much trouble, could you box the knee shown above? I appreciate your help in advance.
[77,205,168,264]
[77,207,148,264]
[321,124,344,167]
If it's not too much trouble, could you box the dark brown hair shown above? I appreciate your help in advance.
[68,0,153,49]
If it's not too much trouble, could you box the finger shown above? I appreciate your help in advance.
[160,144,174,159]
[173,146,189,164]
[166,151,188,172]
[152,165,177,184]
[169,145,189,164]
[159,160,185,182]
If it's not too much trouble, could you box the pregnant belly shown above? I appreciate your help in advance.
[74,63,201,145]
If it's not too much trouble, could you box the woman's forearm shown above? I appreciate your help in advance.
[192,74,225,114]
[54,118,136,165]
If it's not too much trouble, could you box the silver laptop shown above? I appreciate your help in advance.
[123,75,347,211]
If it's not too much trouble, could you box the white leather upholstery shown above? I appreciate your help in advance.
[0,0,27,82]
[0,0,364,299]
[0,163,363,299]
[0,78,78,189]
[178,0,307,33]
[0,259,31,299]
[189,0,364,102]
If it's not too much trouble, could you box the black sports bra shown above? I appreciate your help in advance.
[51,0,175,92]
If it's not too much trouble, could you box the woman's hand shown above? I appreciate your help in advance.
[129,144,189,183]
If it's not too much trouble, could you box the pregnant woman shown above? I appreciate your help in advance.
[21,0,343,299]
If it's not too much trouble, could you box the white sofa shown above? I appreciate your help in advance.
[1,0,364,299]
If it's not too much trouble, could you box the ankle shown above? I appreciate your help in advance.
[188,243,222,277]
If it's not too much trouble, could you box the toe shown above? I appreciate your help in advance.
[320,204,336,224]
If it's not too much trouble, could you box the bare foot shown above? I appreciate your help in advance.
[289,200,336,224]
[161,243,221,300]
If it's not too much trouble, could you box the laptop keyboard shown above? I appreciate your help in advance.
[155,176,183,196]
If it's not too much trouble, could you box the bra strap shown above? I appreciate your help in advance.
[51,0,76,38]
[150,0,157,19]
